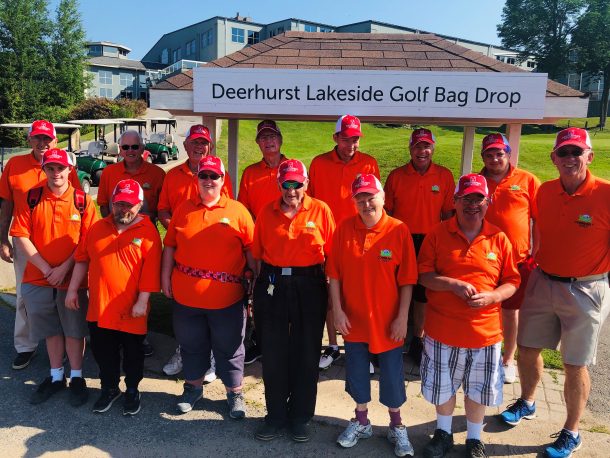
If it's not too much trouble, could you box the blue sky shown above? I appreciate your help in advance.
[49,0,507,60]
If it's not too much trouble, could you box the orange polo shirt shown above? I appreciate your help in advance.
[75,215,161,335]
[418,218,520,348]
[0,152,81,203]
[237,156,286,219]
[384,162,455,234]
[164,194,254,309]
[10,184,98,289]
[326,211,418,354]
[252,194,335,267]
[308,149,380,225]
[158,160,233,213]
[535,171,610,277]
[482,166,540,263]
[97,161,165,215]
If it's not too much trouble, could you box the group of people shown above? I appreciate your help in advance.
[0,116,607,458]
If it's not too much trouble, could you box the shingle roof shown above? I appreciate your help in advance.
[88,56,147,71]
[155,32,582,98]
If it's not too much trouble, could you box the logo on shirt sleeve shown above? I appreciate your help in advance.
[431,185,440,193]
[379,249,393,262]
[70,213,81,221]
[141,182,151,190]
[510,185,521,191]
[486,252,497,261]
[576,214,592,227]
[220,217,231,225]
[131,238,142,247]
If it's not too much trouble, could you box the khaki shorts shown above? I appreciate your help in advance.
[518,268,609,366]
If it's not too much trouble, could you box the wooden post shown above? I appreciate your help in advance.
[506,124,522,167]
[227,119,239,197]
[460,126,476,176]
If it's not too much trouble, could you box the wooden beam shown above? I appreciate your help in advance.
[228,119,239,197]
[460,126,476,176]
[506,124,522,167]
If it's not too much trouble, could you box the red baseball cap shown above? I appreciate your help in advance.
[277,159,307,184]
[410,128,435,147]
[186,124,213,143]
[455,173,489,198]
[112,179,144,205]
[553,127,592,152]
[41,148,73,168]
[482,133,511,153]
[351,173,383,197]
[335,114,363,137]
[197,155,225,176]
[256,120,281,139]
[29,120,56,140]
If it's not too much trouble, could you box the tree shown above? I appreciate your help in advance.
[497,0,586,79]
[573,0,610,128]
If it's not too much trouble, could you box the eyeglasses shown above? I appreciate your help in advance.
[198,172,222,180]
[258,134,279,141]
[458,196,488,206]
[555,149,585,158]
[121,144,141,151]
[281,181,304,190]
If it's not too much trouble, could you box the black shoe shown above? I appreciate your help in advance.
[30,376,66,405]
[123,389,141,416]
[423,429,454,458]
[142,340,154,357]
[92,387,122,413]
[255,422,282,441]
[12,351,35,370]
[290,422,311,443]
[69,377,89,407]
[244,345,262,365]
[408,337,424,366]
[465,439,487,458]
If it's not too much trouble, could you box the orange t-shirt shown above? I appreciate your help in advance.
[158,160,233,213]
[10,184,99,288]
[164,195,254,309]
[535,171,610,277]
[326,211,418,354]
[418,217,520,348]
[384,162,455,234]
[482,166,540,263]
[75,216,161,334]
[97,161,166,215]
[237,156,286,219]
[308,149,380,225]
[0,152,81,203]
[252,194,335,266]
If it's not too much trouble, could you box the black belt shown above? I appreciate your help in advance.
[541,269,608,283]
[260,262,324,277]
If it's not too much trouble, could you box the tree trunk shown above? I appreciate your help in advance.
[600,70,610,129]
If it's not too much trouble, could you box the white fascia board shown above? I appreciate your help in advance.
[149,89,194,111]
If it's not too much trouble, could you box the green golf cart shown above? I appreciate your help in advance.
[146,117,179,164]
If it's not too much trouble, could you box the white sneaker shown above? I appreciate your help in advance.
[163,347,183,376]
[504,362,517,384]
[203,354,217,383]
[387,425,415,457]
[370,362,375,375]
[319,347,341,370]
[337,419,373,448]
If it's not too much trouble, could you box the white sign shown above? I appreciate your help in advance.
[193,68,548,119]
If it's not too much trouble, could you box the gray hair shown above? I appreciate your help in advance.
[118,130,144,146]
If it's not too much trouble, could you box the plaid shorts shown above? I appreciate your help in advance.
[420,336,504,407]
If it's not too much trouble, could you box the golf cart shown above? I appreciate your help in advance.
[0,122,93,194]
[146,117,179,164]
[66,119,125,186]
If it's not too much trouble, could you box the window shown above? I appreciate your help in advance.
[98,70,112,85]
[268,30,276,38]
[506,57,516,65]
[172,48,182,63]
[186,39,196,55]
[120,73,133,87]
[247,30,260,44]
[88,45,101,56]
[202,29,214,47]
[277,26,284,34]
[304,24,317,32]
[320,27,332,33]
[527,60,536,69]
[99,88,112,98]
[232,27,245,43]
[161,49,169,64]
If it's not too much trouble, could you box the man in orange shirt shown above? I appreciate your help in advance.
[309,115,380,370]
[0,120,81,370]
[418,174,519,458]
[10,148,98,407]
[479,133,540,384]
[329,174,417,456]
[97,130,165,222]
[500,128,610,458]
[67,179,162,416]
[384,128,455,364]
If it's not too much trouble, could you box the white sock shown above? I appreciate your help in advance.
[524,399,535,407]
[466,420,483,440]
[566,429,579,439]
[330,345,339,350]
[436,414,453,434]
[70,369,82,379]
[50,367,64,382]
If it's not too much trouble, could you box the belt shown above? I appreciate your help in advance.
[260,262,324,277]
[175,261,243,284]
[541,269,608,283]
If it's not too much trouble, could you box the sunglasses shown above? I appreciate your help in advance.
[555,149,585,158]
[281,181,304,190]
[198,172,222,180]
[121,144,141,151]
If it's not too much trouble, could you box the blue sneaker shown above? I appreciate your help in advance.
[500,398,536,426]
[545,429,582,458]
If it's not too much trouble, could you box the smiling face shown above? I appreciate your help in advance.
[42,163,70,190]
[279,179,307,208]
[256,132,282,160]
[184,137,213,168]
[112,201,142,225]
[454,193,489,227]
[353,191,385,226]
[119,132,144,167]
[409,141,434,173]
[28,134,57,161]
[551,145,593,184]
[197,170,224,204]
[333,134,360,162]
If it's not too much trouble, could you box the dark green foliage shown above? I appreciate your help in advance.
[69,97,146,120]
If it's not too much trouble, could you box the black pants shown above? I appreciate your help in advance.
[253,271,327,427]
[88,322,145,390]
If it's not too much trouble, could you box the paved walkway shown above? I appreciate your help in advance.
[0,295,608,457]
